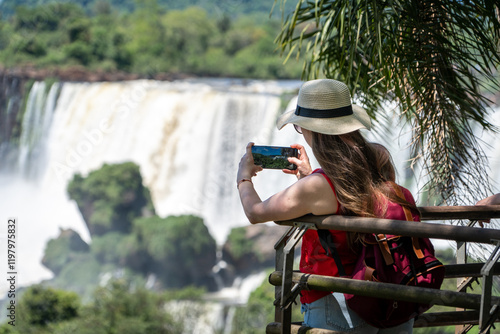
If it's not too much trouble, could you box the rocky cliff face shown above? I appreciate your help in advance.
[222,224,294,276]
[0,73,27,169]
[42,228,90,275]
[1,66,190,83]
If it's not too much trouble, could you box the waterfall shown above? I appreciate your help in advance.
[0,78,305,290]
[43,79,305,242]
[165,299,228,334]
[17,82,60,179]
[164,271,266,334]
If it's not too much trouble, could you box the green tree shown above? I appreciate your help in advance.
[63,40,93,65]
[67,162,155,236]
[14,3,86,31]
[90,232,131,265]
[132,215,217,288]
[0,1,303,79]
[90,6,132,70]
[77,280,182,334]
[126,0,165,73]
[223,226,277,274]
[160,7,215,73]
[276,0,500,206]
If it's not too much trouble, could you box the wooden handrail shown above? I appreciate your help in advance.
[275,210,500,243]
[414,311,500,327]
[444,262,500,278]
[418,205,500,220]
[268,271,499,310]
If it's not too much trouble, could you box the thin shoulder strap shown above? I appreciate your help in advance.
[314,169,341,215]
[315,168,344,272]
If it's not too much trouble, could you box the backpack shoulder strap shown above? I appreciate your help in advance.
[317,229,347,277]
[390,182,414,222]
[389,182,425,259]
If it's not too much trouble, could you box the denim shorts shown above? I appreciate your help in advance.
[301,293,414,333]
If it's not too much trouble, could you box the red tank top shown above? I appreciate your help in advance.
[299,169,358,304]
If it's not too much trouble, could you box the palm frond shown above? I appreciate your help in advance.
[275,0,500,208]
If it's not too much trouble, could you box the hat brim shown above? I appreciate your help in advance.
[276,104,371,135]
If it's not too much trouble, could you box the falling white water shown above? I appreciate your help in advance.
[165,300,227,334]
[17,81,60,179]
[206,272,268,305]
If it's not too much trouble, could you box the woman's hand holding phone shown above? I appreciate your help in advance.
[237,142,263,182]
[283,143,312,180]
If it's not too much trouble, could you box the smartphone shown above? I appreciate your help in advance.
[251,145,299,170]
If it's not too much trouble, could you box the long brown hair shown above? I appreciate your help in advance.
[311,131,418,248]
[370,142,396,183]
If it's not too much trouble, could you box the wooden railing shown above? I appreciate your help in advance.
[267,205,500,334]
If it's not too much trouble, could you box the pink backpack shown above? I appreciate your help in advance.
[318,184,445,328]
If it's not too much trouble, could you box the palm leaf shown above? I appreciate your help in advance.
[275,0,500,208]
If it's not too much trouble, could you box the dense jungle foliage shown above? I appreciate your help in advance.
[0,281,198,334]
[0,0,293,17]
[0,0,303,79]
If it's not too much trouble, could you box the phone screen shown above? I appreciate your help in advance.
[251,145,299,170]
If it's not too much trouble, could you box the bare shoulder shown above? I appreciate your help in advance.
[294,172,338,215]
[296,172,330,190]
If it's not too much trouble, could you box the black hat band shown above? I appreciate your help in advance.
[295,105,353,118]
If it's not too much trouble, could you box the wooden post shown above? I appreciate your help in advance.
[456,240,467,334]
[278,224,313,334]
[273,227,294,325]
[280,244,294,334]
[479,242,500,333]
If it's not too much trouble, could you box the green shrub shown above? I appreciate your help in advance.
[90,232,129,265]
[49,254,102,298]
[231,272,301,334]
[63,41,93,65]
[0,280,184,334]
[17,285,80,327]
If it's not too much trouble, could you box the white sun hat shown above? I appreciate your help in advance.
[276,79,371,135]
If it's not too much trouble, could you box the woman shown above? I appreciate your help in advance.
[237,79,417,333]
